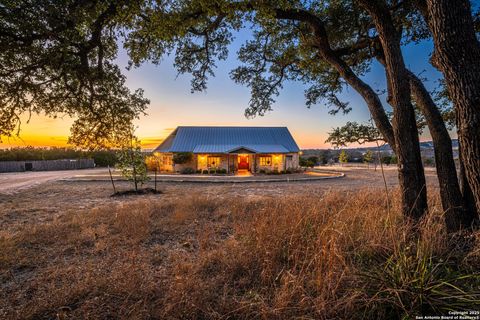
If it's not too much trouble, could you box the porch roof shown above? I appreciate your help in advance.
[192,144,290,154]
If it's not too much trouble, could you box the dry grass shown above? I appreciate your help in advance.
[1,188,480,319]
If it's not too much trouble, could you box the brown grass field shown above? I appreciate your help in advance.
[1,168,479,319]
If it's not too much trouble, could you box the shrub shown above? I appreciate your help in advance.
[180,167,195,174]
[202,169,208,174]
[196,169,202,174]
[216,168,227,174]
[361,243,480,318]
[259,169,266,174]
[173,152,193,164]
[390,155,398,165]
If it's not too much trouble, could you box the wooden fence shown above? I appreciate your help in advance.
[0,159,95,173]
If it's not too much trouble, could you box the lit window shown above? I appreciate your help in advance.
[259,156,272,166]
[207,156,221,167]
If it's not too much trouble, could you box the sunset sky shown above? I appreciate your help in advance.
[0,31,445,150]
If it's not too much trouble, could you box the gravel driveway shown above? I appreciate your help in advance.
[0,168,108,195]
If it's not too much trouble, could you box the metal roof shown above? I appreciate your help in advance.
[154,126,300,154]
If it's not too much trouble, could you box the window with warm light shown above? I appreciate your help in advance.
[259,156,272,166]
[273,155,281,165]
[207,156,221,167]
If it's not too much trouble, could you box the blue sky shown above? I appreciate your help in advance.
[1,11,453,150]
[118,31,443,149]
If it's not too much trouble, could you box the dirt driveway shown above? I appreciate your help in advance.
[0,168,108,195]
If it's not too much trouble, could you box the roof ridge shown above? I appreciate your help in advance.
[177,126,288,128]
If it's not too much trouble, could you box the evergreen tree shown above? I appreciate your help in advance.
[339,150,349,166]
[363,150,373,169]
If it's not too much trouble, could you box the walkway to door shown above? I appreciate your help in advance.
[236,169,252,177]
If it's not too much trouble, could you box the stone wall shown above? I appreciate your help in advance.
[166,152,300,173]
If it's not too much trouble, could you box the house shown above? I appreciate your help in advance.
[152,126,300,173]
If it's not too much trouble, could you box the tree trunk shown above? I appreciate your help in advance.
[425,0,480,215]
[275,6,427,218]
[407,70,477,230]
[360,0,428,220]
[458,141,479,223]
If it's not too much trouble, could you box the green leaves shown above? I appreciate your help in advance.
[0,0,148,148]
[326,121,383,147]
[361,243,480,318]
[116,135,149,191]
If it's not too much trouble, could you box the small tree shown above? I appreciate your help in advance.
[363,150,374,169]
[381,156,392,166]
[116,136,149,192]
[339,150,349,166]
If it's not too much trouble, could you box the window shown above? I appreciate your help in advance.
[207,156,221,167]
[259,156,272,166]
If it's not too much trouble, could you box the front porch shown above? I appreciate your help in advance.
[195,152,295,174]
[149,150,299,175]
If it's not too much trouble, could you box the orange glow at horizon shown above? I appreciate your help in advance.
[0,112,334,150]
[0,112,392,151]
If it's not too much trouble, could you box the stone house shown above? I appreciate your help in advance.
[152,126,300,174]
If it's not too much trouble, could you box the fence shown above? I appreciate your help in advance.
[0,159,95,173]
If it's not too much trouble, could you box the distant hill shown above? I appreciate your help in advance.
[301,139,459,161]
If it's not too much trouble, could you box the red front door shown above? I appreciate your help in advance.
[238,155,249,170]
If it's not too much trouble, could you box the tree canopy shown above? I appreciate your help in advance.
[0,0,148,149]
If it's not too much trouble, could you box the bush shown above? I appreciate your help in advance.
[196,169,202,174]
[180,167,195,174]
[202,169,209,174]
[173,152,193,164]
[390,155,398,165]
[216,168,227,174]
[259,169,266,174]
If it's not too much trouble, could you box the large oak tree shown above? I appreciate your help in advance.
[417,0,480,217]
[0,0,149,149]
[2,0,479,230]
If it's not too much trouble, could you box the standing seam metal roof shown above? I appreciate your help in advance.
[154,126,300,153]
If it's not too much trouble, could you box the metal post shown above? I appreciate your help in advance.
[154,167,157,191]
[108,165,116,194]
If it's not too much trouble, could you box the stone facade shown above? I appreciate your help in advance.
[152,152,299,174]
